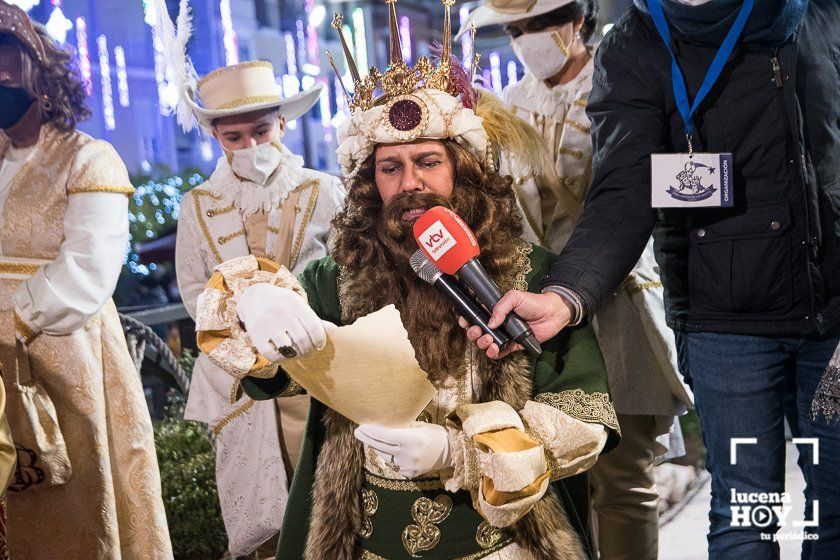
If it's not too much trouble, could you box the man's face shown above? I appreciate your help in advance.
[212,109,285,152]
[374,140,455,223]
[0,44,23,88]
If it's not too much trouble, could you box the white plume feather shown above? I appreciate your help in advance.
[149,0,199,132]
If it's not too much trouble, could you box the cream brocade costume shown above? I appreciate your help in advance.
[503,56,693,434]
[0,125,172,559]
[175,144,345,555]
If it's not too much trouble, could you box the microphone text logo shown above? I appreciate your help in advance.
[418,220,456,260]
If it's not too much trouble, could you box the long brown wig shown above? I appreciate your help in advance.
[332,139,526,378]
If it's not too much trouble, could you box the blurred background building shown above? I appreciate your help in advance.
[12,0,633,177]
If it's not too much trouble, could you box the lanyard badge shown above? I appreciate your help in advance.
[647,0,754,208]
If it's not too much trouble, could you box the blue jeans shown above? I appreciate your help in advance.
[675,330,840,560]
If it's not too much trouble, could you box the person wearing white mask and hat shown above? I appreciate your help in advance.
[464,2,693,558]
[176,61,346,559]
[152,3,345,555]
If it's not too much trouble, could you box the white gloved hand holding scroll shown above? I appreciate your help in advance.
[236,283,328,361]
[354,422,452,478]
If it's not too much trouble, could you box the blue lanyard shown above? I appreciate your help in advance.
[645,0,755,138]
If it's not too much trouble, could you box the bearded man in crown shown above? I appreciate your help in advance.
[200,3,620,559]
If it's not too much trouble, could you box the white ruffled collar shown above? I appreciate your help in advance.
[210,142,307,217]
[504,53,595,118]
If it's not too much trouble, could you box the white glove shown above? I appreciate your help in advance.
[354,422,452,478]
[236,284,327,361]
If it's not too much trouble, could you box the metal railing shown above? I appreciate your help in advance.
[118,302,194,393]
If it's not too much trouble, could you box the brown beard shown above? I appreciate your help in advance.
[332,141,525,380]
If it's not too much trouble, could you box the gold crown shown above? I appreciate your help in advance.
[328,0,466,112]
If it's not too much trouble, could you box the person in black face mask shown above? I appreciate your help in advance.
[0,84,33,129]
[0,1,172,558]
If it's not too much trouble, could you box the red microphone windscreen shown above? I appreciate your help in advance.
[413,206,480,275]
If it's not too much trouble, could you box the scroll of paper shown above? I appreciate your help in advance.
[281,305,435,428]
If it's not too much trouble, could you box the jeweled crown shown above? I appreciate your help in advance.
[328,0,462,112]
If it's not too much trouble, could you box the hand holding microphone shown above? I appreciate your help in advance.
[412,206,542,358]
[410,250,511,349]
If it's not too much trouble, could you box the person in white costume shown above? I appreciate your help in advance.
[0,3,172,558]
[465,1,693,558]
[154,3,345,552]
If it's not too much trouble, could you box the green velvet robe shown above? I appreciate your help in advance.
[242,244,618,559]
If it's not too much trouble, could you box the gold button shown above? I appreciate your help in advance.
[217,237,226,244]
[206,210,214,217]
[770,221,781,230]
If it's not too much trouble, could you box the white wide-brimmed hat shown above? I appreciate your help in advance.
[186,60,323,130]
[457,0,575,38]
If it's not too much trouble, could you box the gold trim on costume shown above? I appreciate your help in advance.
[564,118,591,134]
[214,95,282,111]
[229,380,241,405]
[522,417,564,480]
[205,202,236,217]
[534,390,620,433]
[513,241,532,292]
[551,32,570,57]
[476,521,506,550]
[277,378,305,398]
[557,147,585,160]
[192,193,222,263]
[573,98,588,108]
[197,61,274,88]
[512,177,546,244]
[0,262,42,276]
[361,543,511,560]
[212,399,255,435]
[366,446,386,476]
[360,487,379,539]
[67,185,135,196]
[217,230,245,245]
[289,180,320,270]
[14,311,38,343]
[626,275,663,295]
[192,189,223,200]
[364,472,445,492]
[402,494,452,556]
[380,94,431,142]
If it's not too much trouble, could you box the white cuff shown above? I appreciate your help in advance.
[477,475,550,528]
[443,423,481,493]
[478,445,547,493]
[521,400,607,479]
[457,401,524,438]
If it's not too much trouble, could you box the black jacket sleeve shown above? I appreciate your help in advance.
[543,29,669,318]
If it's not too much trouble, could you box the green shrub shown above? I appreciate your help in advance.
[154,390,227,559]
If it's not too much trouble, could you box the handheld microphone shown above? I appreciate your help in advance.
[410,250,511,349]
[413,206,542,358]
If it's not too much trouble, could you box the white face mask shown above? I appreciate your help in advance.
[510,30,570,81]
[228,141,284,185]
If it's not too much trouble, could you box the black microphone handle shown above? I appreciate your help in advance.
[432,274,511,348]
[457,259,542,357]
